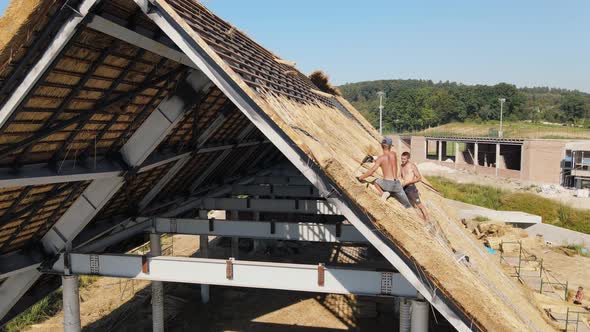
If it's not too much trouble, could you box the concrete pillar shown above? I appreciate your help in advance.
[198,210,210,304]
[62,275,81,332]
[410,300,429,332]
[474,143,479,168]
[496,144,500,176]
[150,232,164,332]
[252,196,261,253]
[437,141,442,162]
[399,298,411,332]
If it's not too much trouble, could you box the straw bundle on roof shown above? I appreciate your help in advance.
[309,70,342,97]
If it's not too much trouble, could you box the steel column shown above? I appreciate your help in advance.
[198,210,210,304]
[150,232,164,332]
[62,275,81,332]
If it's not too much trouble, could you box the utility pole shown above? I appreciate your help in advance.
[498,98,506,138]
[377,91,385,135]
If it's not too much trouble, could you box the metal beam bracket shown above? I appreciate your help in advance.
[380,271,394,295]
[320,186,341,199]
[317,263,325,287]
[226,258,234,280]
[270,221,275,235]
[89,254,100,275]
[335,222,342,238]
[208,218,215,232]
[142,255,149,274]
[63,251,72,276]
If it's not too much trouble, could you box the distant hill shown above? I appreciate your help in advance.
[338,80,590,132]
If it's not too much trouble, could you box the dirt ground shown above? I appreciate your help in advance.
[418,161,590,210]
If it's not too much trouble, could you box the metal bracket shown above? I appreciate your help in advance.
[63,251,72,276]
[208,218,215,232]
[142,255,149,274]
[226,258,234,280]
[317,263,325,287]
[89,254,100,275]
[270,221,276,235]
[335,222,342,238]
[320,186,341,199]
[61,0,83,17]
[380,271,394,295]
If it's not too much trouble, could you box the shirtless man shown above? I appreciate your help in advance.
[400,152,429,220]
[357,137,411,208]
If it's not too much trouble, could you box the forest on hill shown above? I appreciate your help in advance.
[338,80,590,132]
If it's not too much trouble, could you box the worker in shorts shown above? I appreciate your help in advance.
[574,286,584,305]
[400,152,429,221]
[357,137,411,208]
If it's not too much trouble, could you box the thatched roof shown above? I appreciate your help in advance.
[0,1,556,331]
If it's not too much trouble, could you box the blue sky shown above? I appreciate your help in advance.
[1,0,589,92]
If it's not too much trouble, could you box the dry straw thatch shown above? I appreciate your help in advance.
[260,92,557,331]
[308,70,342,97]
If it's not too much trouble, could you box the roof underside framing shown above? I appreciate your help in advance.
[0,67,212,321]
[132,0,472,330]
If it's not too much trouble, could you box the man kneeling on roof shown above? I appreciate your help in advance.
[357,137,412,208]
[400,151,429,221]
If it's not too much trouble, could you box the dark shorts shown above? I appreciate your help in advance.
[404,184,422,206]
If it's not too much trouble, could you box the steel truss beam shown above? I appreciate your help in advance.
[0,140,270,189]
[231,184,319,198]
[153,217,367,243]
[252,175,311,186]
[134,2,473,329]
[198,197,340,215]
[50,253,416,297]
[87,15,195,68]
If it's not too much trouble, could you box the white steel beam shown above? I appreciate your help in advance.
[0,0,101,129]
[0,161,121,189]
[0,269,40,321]
[199,198,340,215]
[252,175,310,186]
[231,184,319,198]
[87,15,195,68]
[153,217,367,243]
[120,71,211,166]
[50,253,416,297]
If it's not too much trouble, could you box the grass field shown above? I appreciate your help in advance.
[405,121,590,139]
[427,176,590,234]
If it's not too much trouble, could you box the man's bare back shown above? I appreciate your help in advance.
[376,151,398,180]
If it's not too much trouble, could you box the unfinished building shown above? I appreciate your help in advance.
[0,1,561,331]
[404,135,590,186]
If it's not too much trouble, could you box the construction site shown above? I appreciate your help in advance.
[0,1,588,332]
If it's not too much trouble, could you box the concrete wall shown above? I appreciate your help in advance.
[523,223,590,249]
[521,140,566,184]
[410,136,427,162]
